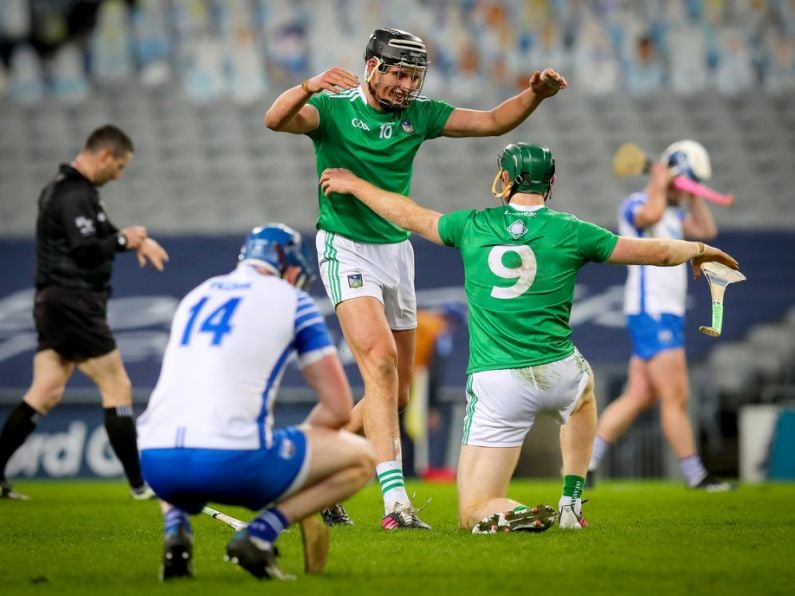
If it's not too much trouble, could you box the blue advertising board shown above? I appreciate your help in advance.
[1,230,793,478]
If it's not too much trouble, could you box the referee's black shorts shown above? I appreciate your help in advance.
[34,287,116,362]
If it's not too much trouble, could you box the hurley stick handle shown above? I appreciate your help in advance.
[700,301,725,337]
[300,514,329,574]
[202,506,248,531]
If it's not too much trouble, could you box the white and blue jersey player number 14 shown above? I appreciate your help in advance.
[137,270,335,452]
[180,295,243,346]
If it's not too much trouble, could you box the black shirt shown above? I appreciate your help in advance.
[35,164,124,292]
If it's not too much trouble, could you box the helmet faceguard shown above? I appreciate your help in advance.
[492,143,556,203]
[660,140,711,183]
[364,28,428,112]
[238,224,316,290]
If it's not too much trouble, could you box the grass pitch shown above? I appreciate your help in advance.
[1,479,793,596]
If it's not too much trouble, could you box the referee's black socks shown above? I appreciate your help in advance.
[0,401,40,480]
[103,405,145,490]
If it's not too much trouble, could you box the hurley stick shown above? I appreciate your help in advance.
[698,262,746,337]
[299,514,329,574]
[612,143,734,206]
[202,505,248,531]
[202,506,329,574]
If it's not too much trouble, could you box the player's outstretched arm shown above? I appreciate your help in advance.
[319,168,445,245]
[264,67,359,133]
[608,237,739,279]
[441,68,567,138]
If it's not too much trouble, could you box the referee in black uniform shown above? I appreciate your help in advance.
[0,125,169,500]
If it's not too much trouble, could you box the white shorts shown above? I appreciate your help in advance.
[316,230,417,330]
[462,351,592,448]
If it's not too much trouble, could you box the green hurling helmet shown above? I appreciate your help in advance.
[493,143,556,200]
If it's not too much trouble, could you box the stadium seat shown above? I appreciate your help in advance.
[7,44,46,105]
[746,324,795,386]
[705,343,759,411]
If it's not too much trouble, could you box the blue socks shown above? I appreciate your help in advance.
[164,508,192,536]
[165,506,290,545]
[247,507,289,544]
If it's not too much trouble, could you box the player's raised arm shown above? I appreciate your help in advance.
[442,68,567,138]
[630,162,669,228]
[264,67,360,133]
[320,168,444,245]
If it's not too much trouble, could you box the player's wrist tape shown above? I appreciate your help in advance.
[301,80,313,95]
[696,242,705,257]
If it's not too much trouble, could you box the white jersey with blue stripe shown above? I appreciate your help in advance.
[137,264,335,450]
[618,192,688,316]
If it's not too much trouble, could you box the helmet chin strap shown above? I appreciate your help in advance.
[294,271,309,290]
[491,170,554,205]
[491,169,515,204]
[364,59,377,85]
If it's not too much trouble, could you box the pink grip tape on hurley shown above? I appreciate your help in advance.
[671,176,734,206]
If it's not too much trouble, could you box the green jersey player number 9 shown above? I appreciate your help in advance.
[488,245,537,300]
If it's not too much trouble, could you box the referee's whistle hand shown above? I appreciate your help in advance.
[136,237,169,271]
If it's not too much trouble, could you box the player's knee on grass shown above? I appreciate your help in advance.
[458,503,487,530]
[458,510,476,529]
[456,490,491,529]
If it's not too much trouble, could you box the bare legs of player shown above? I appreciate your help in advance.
[336,297,417,517]
[456,445,523,529]
[560,384,597,479]
[595,349,696,458]
[274,428,376,521]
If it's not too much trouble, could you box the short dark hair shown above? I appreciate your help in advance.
[84,125,134,157]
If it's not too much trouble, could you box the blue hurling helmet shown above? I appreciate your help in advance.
[238,224,315,289]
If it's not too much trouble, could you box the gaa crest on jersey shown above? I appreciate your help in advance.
[400,119,415,134]
[507,219,527,240]
[347,273,364,288]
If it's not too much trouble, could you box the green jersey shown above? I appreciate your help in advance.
[307,89,454,243]
[437,205,619,373]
